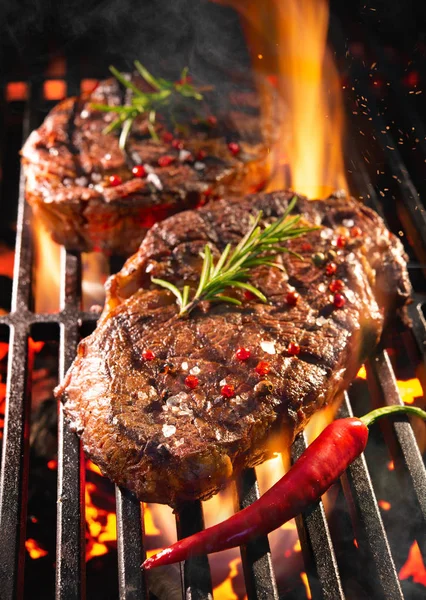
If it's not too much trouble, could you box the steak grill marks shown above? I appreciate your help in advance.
[56,191,410,507]
[1,28,426,600]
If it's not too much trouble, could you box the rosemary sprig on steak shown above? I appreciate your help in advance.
[91,61,204,149]
[152,197,318,317]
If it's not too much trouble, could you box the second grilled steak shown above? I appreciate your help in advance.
[55,191,411,506]
[22,76,272,255]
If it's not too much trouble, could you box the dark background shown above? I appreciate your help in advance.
[0,0,424,81]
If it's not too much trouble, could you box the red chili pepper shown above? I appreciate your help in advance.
[142,404,426,570]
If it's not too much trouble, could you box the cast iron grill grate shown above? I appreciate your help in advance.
[0,22,426,600]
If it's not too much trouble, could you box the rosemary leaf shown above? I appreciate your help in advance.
[151,197,320,317]
[91,61,205,148]
[151,278,183,307]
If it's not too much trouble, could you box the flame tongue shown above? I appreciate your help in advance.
[217,0,347,198]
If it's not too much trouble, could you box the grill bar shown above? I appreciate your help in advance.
[367,351,426,559]
[115,487,147,600]
[175,501,213,600]
[236,468,278,600]
[339,392,404,599]
[56,249,86,600]
[291,433,345,600]
[0,105,34,599]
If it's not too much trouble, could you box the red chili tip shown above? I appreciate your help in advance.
[286,291,299,306]
[300,242,313,252]
[142,349,155,361]
[228,142,240,156]
[158,155,175,167]
[350,226,362,238]
[108,174,122,187]
[336,235,347,248]
[287,341,300,356]
[255,361,270,376]
[333,293,346,308]
[221,384,235,398]
[162,132,174,143]
[185,375,199,389]
[207,115,217,126]
[243,290,256,301]
[325,262,337,276]
[132,165,146,178]
[171,139,184,150]
[236,347,251,361]
[196,149,207,161]
[329,279,345,293]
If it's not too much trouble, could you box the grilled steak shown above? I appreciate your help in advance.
[21,76,272,255]
[55,191,411,506]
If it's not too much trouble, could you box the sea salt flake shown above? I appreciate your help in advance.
[318,283,326,293]
[179,149,192,162]
[342,218,355,228]
[190,366,200,375]
[175,438,185,447]
[194,161,206,171]
[147,173,163,190]
[75,176,88,187]
[345,289,356,303]
[80,109,90,119]
[260,341,276,355]
[104,153,112,161]
[219,378,227,386]
[49,147,59,156]
[162,424,176,438]
[143,163,154,174]
[315,316,327,327]
[145,263,154,273]
[181,361,189,371]
[320,229,333,239]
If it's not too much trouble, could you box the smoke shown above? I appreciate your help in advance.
[0,0,251,85]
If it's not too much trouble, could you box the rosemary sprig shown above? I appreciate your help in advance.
[91,61,204,149]
[152,197,319,317]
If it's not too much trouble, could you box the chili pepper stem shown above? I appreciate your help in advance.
[360,405,426,427]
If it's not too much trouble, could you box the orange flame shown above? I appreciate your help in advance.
[25,538,48,559]
[85,481,117,561]
[218,0,347,197]
[301,571,312,599]
[399,541,426,586]
[33,217,61,313]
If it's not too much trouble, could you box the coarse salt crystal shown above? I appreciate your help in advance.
[145,263,154,273]
[317,283,326,293]
[162,424,176,438]
[80,109,90,119]
[194,161,206,171]
[320,229,333,240]
[190,366,200,375]
[179,149,192,162]
[75,176,88,187]
[147,173,163,190]
[219,378,227,386]
[342,218,355,228]
[181,361,189,371]
[260,341,276,355]
[104,153,112,161]
[315,316,327,327]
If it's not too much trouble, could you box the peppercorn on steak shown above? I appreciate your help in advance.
[55,191,411,506]
[21,74,272,255]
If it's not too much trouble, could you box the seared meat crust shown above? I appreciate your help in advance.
[56,191,411,505]
[22,77,272,255]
